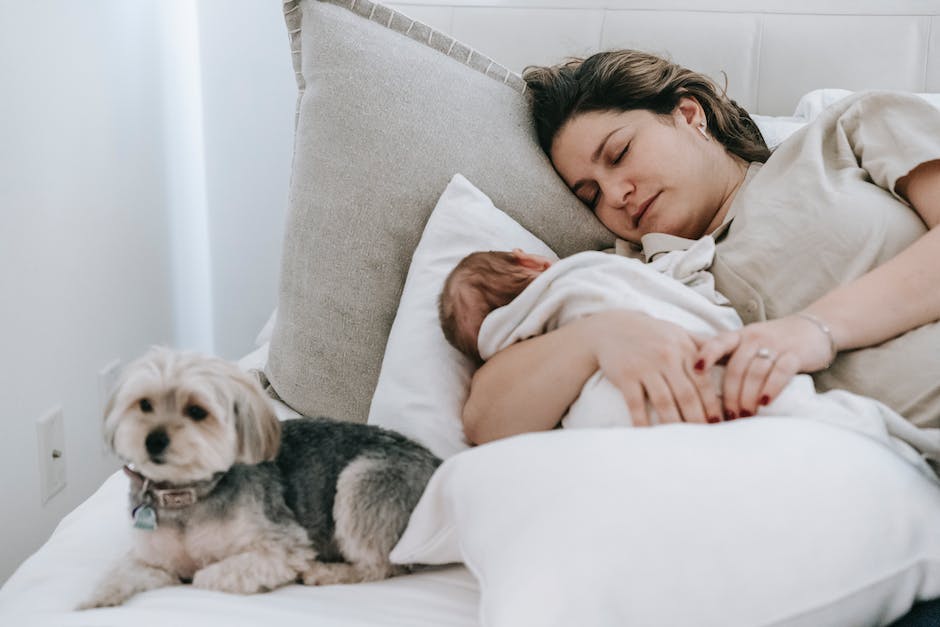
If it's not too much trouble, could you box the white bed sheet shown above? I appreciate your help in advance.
[0,344,480,626]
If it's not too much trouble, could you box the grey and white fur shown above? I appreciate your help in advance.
[80,347,440,608]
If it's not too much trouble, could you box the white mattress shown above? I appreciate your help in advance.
[0,344,480,626]
[0,469,479,625]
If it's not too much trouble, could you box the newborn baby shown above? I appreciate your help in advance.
[439,242,739,367]
[436,243,939,474]
[438,248,557,363]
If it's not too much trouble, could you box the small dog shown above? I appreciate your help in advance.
[80,347,440,608]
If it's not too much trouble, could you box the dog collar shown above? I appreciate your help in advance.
[123,465,223,530]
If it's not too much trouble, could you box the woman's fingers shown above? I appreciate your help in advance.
[621,380,650,427]
[756,352,800,411]
[590,311,727,427]
[667,365,714,424]
[617,361,718,426]
[706,314,841,418]
[724,346,803,417]
[661,335,724,424]
[644,374,682,424]
[696,331,741,371]
[736,348,777,415]
[693,364,724,423]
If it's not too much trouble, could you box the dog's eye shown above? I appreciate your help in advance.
[185,405,208,421]
[139,399,153,413]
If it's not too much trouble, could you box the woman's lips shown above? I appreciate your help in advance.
[634,192,660,228]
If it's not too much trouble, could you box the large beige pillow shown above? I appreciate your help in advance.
[267,0,612,421]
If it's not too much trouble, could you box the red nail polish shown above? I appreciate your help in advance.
[694,359,705,372]
[760,395,770,406]
[707,416,719,424]
[724,410,736,421]
[740,409,753,418]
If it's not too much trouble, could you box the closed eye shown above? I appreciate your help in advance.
[611,143,629,165]
[579,185,599,211]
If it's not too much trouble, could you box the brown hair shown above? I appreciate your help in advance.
[523,49,770,164]
[439,251,538,363]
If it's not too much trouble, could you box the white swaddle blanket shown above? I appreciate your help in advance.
[477,240,940,478]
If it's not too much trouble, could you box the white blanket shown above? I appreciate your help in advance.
[478,243,940,477]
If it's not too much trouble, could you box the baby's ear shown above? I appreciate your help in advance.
[231,370,281,464]
[513,249,553,272]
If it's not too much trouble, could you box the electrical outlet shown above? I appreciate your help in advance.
[97,358,122,458]
[37,406,67,504]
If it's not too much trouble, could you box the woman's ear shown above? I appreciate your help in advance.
[674,96,705,128]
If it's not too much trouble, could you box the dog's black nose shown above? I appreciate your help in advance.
[145,429,170,457]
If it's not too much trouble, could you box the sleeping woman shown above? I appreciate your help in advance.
[461,49,940,446]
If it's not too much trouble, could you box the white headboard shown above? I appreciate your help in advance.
[387,0,940,115]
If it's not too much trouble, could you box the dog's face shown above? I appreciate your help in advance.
[103,347,281,483]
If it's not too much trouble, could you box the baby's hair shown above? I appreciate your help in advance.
[439,251,538,362]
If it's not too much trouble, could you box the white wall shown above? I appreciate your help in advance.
[0,0,176,582]
[196,0,296,360]
[0,0,297,583]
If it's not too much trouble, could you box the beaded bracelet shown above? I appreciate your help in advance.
[796,312,838,368]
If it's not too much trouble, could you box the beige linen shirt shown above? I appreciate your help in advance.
[710,91,940,428]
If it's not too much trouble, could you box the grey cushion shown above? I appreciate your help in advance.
[268,0,613,422]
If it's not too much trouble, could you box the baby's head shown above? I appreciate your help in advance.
[439,249,554,362]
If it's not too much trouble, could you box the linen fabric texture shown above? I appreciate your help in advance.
[267,0,612,422]
[710,92,940,428]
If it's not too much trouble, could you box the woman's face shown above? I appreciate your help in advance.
[549,100,727,243]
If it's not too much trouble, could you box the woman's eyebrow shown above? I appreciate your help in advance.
[571,126,625,193]
[592,127,624,163]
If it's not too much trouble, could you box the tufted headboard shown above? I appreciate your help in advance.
[385,0,940,115]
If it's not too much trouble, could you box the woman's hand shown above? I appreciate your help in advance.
[463,309,726,445]
[587,310,723,426]
[695,314,836,419]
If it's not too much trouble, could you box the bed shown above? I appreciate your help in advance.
[3,1,940,625]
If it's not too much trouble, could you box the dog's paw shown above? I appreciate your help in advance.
[301,561,395,586]
[193,562,259,594]
[78,574,166,609]
[301,562,358,586]
[77,598,118,610]
[77,585,133,610]
[192,554,297,594]
[77,555,179,609]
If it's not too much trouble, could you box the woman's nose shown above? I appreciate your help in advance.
[602,178,633,211]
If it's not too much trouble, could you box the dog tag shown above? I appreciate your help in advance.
[132,504,157,531]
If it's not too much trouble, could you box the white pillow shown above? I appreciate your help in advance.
[792,88,856,121]
[254,308,278,348]
[367,174,558,458]
[751,114,808,149]
[391,419,940,627]
[753,89,940,151]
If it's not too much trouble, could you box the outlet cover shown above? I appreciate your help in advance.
[37,406,67,504]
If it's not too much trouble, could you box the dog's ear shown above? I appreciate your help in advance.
[231,370,281,464]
